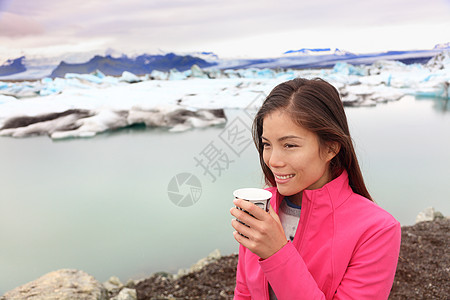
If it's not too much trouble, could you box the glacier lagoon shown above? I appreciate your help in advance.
[0,94,449,293]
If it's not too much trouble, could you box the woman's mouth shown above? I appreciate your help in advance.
[274,174,295,183]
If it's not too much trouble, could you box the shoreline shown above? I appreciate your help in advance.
[2,210,448,300]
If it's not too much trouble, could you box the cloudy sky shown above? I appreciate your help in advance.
[0,0,449,60]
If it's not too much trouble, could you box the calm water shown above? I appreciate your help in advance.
[1,95,449,293]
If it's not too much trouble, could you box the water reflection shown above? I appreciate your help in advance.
[416,96,450,113]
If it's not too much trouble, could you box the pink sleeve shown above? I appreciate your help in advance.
[259,222,401,300]
[334,221,401,299]
[234,245,252,300]
[259,242,326,300]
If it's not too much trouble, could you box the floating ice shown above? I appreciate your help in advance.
[333,62,367,76]
[150,70,168,80]
[0,95,16,104]
[168,69,187,80]
[190,64,208,79]
[0,82,10,90]
[65,73,104,84]
[0,106,227,139]
[427,51,450,70]
[119,71,142,83]
[0,51,449,139]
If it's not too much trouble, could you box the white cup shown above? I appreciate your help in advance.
[233,188,272,212]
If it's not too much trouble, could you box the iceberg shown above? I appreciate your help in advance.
[65,73,104,84]
[0,50,449,139]
[0,95,16,104]
[413,81,449,99]
[150,70,168,80]
[50,109,128,139]
[119,71,142,83]
[190,64,209,79]
[168,69,187,80]
[0,81,10,90]
[0,106,227,139]
[333,62,367,76]
[426,50,450,70]
[0,109,93,138]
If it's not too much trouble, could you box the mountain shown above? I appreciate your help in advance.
[433,42,450,50]
[284,48,340,56]
[212,48,443,70]
[0,56,26,76]
[1,43,449,80]
[50,53,217,78]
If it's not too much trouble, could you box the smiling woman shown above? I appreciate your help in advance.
[261,111,338,206]
[230,78,401,300]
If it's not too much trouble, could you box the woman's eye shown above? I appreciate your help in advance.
[262,142,270,148]
[284,144,297,148]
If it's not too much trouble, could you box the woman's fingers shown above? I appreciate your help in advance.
[230,206,258,229]
[231,219,251,238]
[231,198,287,259]
[232,198,268,220]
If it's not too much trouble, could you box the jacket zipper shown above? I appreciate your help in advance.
[294,193,313,252]
[264,275,269,299]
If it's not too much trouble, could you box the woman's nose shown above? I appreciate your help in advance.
[268,149,285,168]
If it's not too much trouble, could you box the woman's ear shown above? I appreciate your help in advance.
[326,142,340,161]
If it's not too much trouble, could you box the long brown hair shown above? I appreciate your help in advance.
[252,77,372,201]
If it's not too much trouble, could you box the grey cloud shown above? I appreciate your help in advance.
[1,0,448,56]
[0,12,44,37]
[4,0,449,37]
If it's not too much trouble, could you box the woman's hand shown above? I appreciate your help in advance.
[230,198,288,260]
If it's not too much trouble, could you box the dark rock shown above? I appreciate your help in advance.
[135,254,237,300]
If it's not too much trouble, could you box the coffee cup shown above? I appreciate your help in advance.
[233,188,272,213]
[233,188,272,238]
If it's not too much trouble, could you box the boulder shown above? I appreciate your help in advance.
[175,249,221,279]
[0,269,107,300]
[416,207,445,223]
[103,276,124,297]
[110,288,137,300]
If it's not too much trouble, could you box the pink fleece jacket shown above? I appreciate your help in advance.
[234,170,401,299]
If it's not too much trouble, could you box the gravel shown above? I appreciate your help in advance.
[135,219,449,300]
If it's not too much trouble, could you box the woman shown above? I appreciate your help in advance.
[230,78,401,299]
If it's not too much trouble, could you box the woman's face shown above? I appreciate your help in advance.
[262,110,336,204]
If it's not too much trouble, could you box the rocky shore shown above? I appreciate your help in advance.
[2,212,448,300]
[136,217,450,300]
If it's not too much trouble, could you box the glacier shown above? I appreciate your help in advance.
[0,51,448,140]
